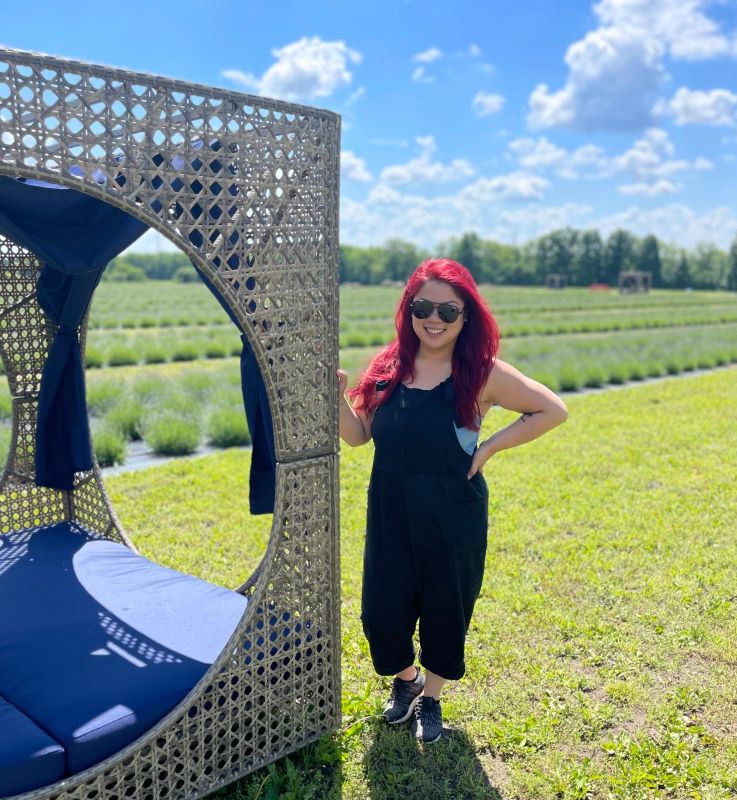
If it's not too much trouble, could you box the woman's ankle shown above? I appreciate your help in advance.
[396,665,418,681]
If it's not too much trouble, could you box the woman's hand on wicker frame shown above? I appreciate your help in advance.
[337,368,348,397]
[337,368,371,446]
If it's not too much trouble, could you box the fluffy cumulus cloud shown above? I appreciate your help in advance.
[528,26,666,131]
[411,66,435,83]
[527,0,737,131]
[341,183,737,251]
[411,48,442,83]
[618,179,680,196]
[222,37,361,101]
[662,87,737,126]
[341,151,373,183]
[412,47,443,64]
[458,173,549,203]
[595,203,737,250]
[506,129,713,190]
[340,166,552,248]
[496,203,594,237]
[594,0,737,60]
[472,91,506,117]
[378,136,475,185]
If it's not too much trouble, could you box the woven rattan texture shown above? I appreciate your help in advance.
[17,456,340,800]
[0,238,123,541]
[0,47,341,798]
[0,47,340,460]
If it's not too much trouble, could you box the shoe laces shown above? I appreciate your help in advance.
[415,694,441,719]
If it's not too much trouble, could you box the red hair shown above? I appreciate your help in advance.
[348,258,500,430]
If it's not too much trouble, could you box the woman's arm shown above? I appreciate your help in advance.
[468,359,568,477]
[338,369,372,447]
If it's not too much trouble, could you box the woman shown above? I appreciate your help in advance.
[338,258,568,744]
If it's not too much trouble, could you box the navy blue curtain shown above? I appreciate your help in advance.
[0,176,148,489]
[0,168,276,513]
[194,269,276,515]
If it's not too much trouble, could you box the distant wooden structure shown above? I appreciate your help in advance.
[546,273,567,290]
[618,270,652,294]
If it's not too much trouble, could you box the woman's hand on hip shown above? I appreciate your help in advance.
[467,439,495,479]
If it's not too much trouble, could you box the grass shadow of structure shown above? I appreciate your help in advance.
[364,717,502,800]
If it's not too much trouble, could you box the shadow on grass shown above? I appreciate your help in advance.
[363,717,501,800]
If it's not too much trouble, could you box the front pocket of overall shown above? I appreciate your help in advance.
[438,478,488,551]
[442,474,487,504]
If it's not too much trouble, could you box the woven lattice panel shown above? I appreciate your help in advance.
[0,237,123,540]
[17,456,341,800]
[71,472,125,544]
[0,240,52,397]
[0,46,341,799]
[0,47,340,460]
[0,481,65,534]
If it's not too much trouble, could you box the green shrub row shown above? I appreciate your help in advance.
[529,350,737,393]
[85,338,241,369]
[85,368,251,461]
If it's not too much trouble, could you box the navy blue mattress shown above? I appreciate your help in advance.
[0,522,248,794]
[0,697,64,796]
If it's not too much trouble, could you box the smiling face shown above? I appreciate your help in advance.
[410,279,466,355]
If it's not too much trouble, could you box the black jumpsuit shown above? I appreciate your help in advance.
[360,376,488,681]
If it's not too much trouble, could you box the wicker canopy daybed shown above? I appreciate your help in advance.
[0,47,341,800]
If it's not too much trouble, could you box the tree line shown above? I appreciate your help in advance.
[107,228,737,291]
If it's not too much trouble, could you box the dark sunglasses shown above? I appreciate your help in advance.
[410,298,464,324]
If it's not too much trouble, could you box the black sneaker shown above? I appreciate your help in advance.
[382,668,425,724]
[411,695,443,743]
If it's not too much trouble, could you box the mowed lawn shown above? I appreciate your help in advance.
[108,367,737,800]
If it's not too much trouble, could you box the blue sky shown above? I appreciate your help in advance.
[2,0,737,252]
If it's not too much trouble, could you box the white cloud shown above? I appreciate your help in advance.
[527,0,737,131]
[222,37,361,101]
[663,87,737,126]
[618,179,680,196]
[507,137,568,169]
[412,47,443,64]
[528,27,665,131]
[378,136,475,185]
[341,167,552,248]
[472,91,506,117]
[459,173,550,202]
[594,0,736,61]
[469,44,482,57]
[346,87,366,107]
[411,66,435,83]
[496,203,594,236]
[595,203,737,249]
[341,151,373,183]
[507,129,710,187]
[341,182,737,251]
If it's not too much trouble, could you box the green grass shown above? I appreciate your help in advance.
[105,367,737,800]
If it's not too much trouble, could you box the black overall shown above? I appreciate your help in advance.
[360,376,488,681]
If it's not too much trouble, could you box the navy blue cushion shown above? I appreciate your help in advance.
[0,523,247,774]
[0,696,64,797]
